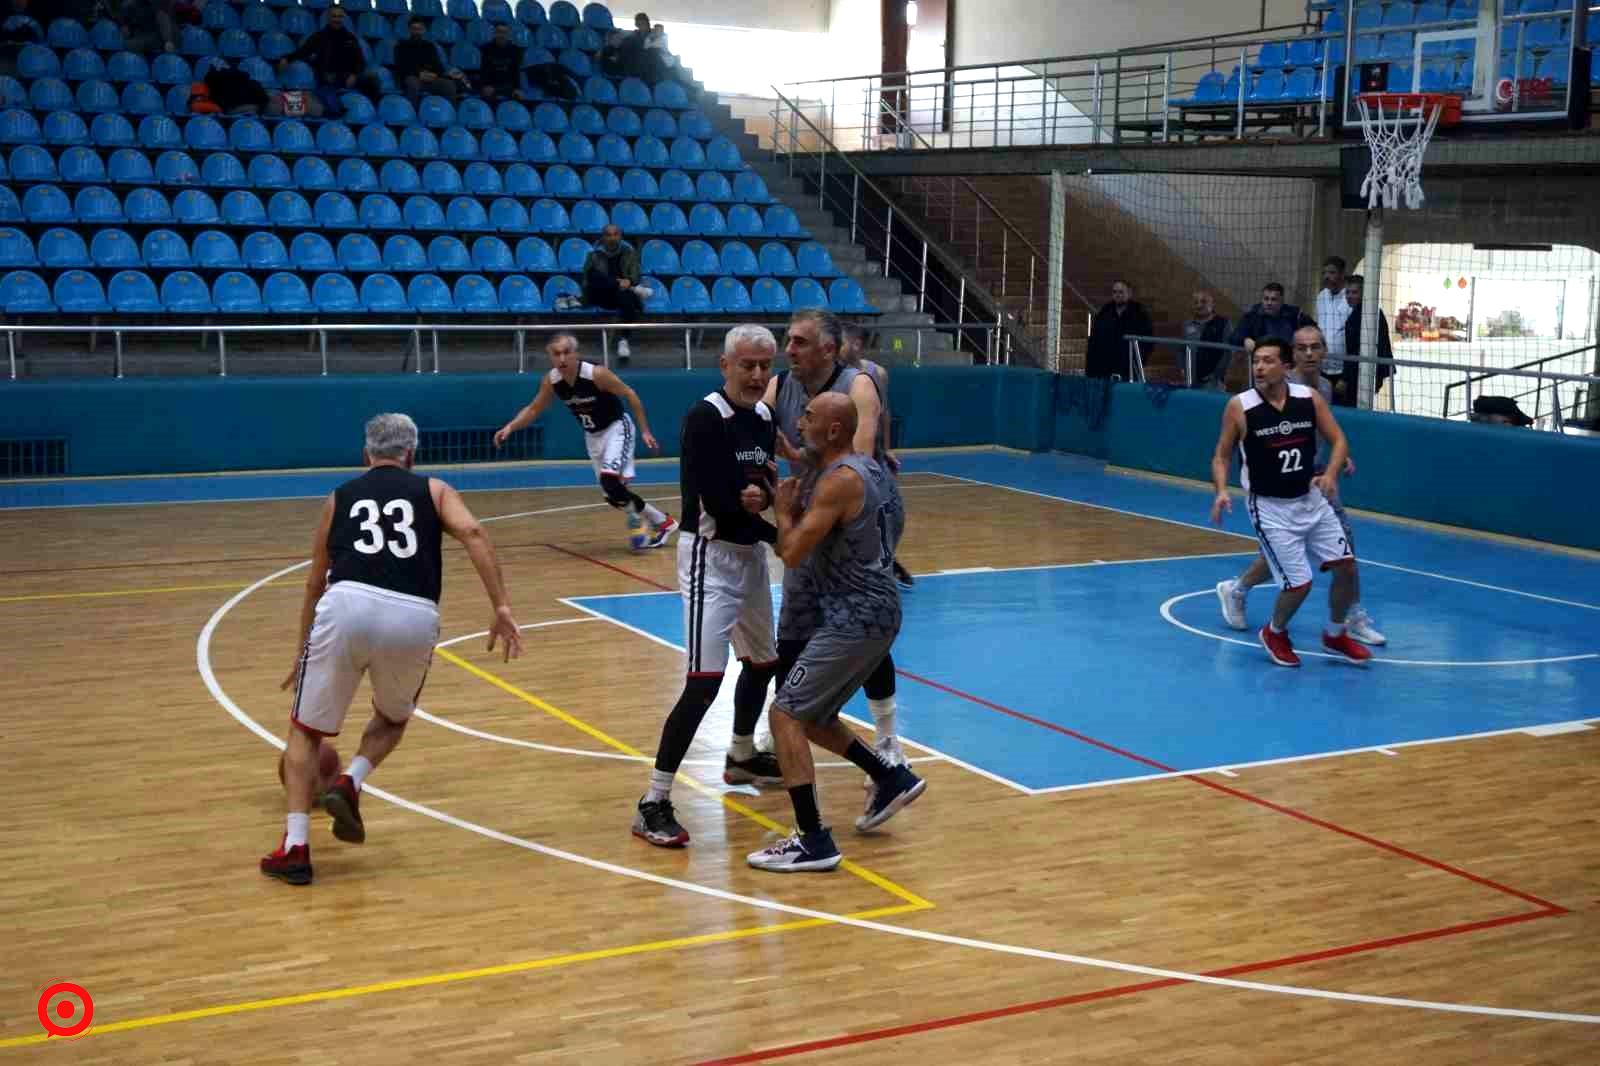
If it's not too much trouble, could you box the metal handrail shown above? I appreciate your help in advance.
[768,85,1033,363]
[1439,341,1599,415]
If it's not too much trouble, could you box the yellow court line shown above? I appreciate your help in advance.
[433,646,935,911]
[0,901,925,1050]
[0,581,290,605]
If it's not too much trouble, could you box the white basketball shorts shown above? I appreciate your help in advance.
[586,414,637,482]
[678,533,778,676]
[1247,490,1354,589]
[290,581,440,737]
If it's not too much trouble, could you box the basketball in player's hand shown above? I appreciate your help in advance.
[277,741,343,793]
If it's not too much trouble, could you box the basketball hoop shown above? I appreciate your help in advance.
[1355,92,1461,211]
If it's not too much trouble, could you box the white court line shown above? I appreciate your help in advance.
[932,472,1600,612]
[1376,748,1399,756]
[1160,589,1600,668]
[197,563,1600,1028]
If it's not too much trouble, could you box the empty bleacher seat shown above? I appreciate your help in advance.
[295,157,338,191]
[91,229,141,268]
[498,274,544,311]
[40,228,89,267]
[106,270,159,311]
[610,200,648,233]
[0,269,54,312]
[244,232,292,270]
[23,185,73,224]
[751,277,791,313]
[570,199,606,231]
[291,232,338,271]
[0,227,35,267]
[557,236,590,271]
[161,270,215,312]
[670,275,710,312]
[489,197,532,231]
[796,242,837,277]
[76,186,125,223]
[194,230,243,268]
[54,270,110,313]
[409,273,456,312]
[727,204,763,237]
[719,241,758,275]
[383,234,427,270]
[679,239,716,274]
[265,272,315,312]
[759,241,797,276]
[472,235,515,271]
[338,233,383,271]
[214,271,265,312]
[142,229,192,267]
[361,272,411,311]
[314,272,361,312]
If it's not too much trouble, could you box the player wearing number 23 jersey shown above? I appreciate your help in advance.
[262,413,523,887]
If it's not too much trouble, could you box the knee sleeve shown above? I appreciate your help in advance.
[863,651,896,701]
[599,473,632,509]
[652,674,723,774]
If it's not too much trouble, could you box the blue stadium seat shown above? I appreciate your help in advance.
[91,229,141,268]
[419,94,456,129]
[421,161,462,196]
[401,126,442,159]
[337,158,380,193]
[92,19,126,50]
[382,234,426,271]
[789,277,828,309]
[457,162,502,197]
[632,135,669,168]
[654,81,689,109]
[751,277,791,313]
[589,133,627,167]
[243,231,292,270]
[758,241,796,276]
[796,242,837,277]
[557,236,590,271]
[218,28,253,58]
[668,137,706,171]
[281,7,316,36]
[9,144,54,182]
[16,45,59,80]
[828,277,874,313]
[763,205,802,237]
[639,274,671,313]
[569,103,605,136]
[1286,38,1323,69]
[244,5,279,33]
[537,23,568,49]
[361,273,411,311]
[141,229,192,267]
[0,187,19,222]
[719,241,758,275]
[40,228,89,267]
[213,271,264,312]
[410,273,457,312]
[360,193,403,229]
[520,130,558,162]
[42,111,89,147]
[516,0,548,25]
[264,272,315,313]
[621,168,659,199]
[605,107,642,138]
[516,236,556,270]
[447,196,491,231]
[382,159,421,194]
[193,230,242,268]
[1380,33,1413,60]
[688,203,726,235]
[315,122,358,157]
[0,75,21,108]
[75,79,119,115]
[338,232,383,271]
[0,270,53,312]
[430,16,463,44]
[455,97,494,131]
[544,274,581,307]
[733,172,772,204]
[53,270,110,313]
[281,60,317,90]
[161,270,216,312]
[495,100,533,133]
[471,235,515,271]
[694,171,733,202]
[1249,70,1287,102]
[658,170,696,204]
[258,31,294,60]
[177,24,214,56]
[240,57,278,90]
[679,240,716,274]
[581,2,612,29]
[570,199,607,231]
[1285,68,1322,100]
[728,204,765,237]
[63,49,105,84]
[216,190,263,225]
[504,163,542,196]
[489,197,532,231]
[292,232,339,270]
[379,95,417,127]
[136,115,181,151]
[0,227,35,267]
[269,190,314,227]
[203,2,239,29]
[313,272,361,312]
[30,78,72,113]
[451,43,481,70]
[618,77,651,108]
[484,0,514,21]
[706,137,741,171]
[46,16,88,49]
[480,128,518,161]
[570,25,601,51]
[246,153,291,188]
[226,117,270,154]
[403,195,447,230]
[352,123,397,159]
[639,239,679,276]
[549,1,579,27]
[149,52,189,86]
[582,74,618,104]
[75,185,125,223]
[649,202,688,234]
[498,274,544,311]
[558,132,596,164]
[669,276,710,313]
[295,156,338,191]
[304,192,357,231]
[610,200,648,233]
[274,120,316,155]
[1386,62,1415,90]
[23,185,72,224]
[641,108,677,139]
[530,165,574,199]
[108,270,161,312]
[91,114,135,152]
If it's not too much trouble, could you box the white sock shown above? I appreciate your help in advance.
[285,812,310,849]
[645,768,674,803]
[728,733,756,761]
[641,503,667,526]
[1349,603,1367,623]
[1326,622,1347,638]
[1232,580,1249,598]
[348,755,373,791]
[867,697,897,742]
[1268,621,1285,634]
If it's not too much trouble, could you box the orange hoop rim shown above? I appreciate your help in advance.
[1355,91,1463,126]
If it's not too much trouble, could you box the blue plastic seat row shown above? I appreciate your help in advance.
[0,268,877,315]
[638,238,838,278]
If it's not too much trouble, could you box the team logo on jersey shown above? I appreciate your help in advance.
[735,447,769,464]
[786,665,807,688]
[1254,418,1313,437]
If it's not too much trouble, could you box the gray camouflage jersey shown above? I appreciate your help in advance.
[810,453,902,639]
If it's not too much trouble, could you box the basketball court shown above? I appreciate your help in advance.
[3,448,1596,1062]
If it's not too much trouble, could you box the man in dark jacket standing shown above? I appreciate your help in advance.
[583,224,652,363]
[1341,273,1393,406]
[1227,282,1312,353]
[1085,280,1153,379]
[281,6,368,116]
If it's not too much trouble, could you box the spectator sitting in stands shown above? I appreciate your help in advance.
[582,224,654,364]
[1470,396,1534,427]
[645,22,676,77]
[1085,279,1153,379]
[525,55,580,99]
[476,21,523,101]
[204,57,270,115]
[1182,288,1231,389]
[280,5,370,116]
[0,0,40,76]
[1341,273,1393,406]
[395,15,466,103]
[1227,282,1311,353]
[108,0,177,55]
[600,12,656,79]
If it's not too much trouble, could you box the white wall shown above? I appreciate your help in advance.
[627,0,827,33]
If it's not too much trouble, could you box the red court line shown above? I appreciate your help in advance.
[896,669,1568,915]
[692,908,1561,1065]
[550,547,1569,914]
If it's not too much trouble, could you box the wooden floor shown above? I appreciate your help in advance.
[2,467,1596,1063]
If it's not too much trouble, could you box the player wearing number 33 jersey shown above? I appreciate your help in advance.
[262,413,524,887]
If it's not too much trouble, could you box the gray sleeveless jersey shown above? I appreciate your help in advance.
[856,358,893,470]
[772,362,860,477]
[810,453,901,639]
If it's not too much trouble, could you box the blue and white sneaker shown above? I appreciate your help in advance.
[746,828,842,872]
[856,766,926,832]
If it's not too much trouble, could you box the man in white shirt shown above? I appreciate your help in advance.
[1314,255,1352,405]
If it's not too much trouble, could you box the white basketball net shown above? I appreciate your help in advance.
[1356,96,1443,211]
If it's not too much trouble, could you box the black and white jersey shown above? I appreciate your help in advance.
[550,361,624,434]
[1238,383,1318,499]
[679,390,778,545]
[327,465,444,602]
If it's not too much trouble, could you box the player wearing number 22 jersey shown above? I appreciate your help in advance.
[262,413,524,886]
[493,332,678,550]
[1209,337,1372,669]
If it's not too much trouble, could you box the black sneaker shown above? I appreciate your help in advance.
[320,775,365,844]
[893,560,915,590]
[632,797,689,847]
[723,750,784,786]
[855,766,927,832]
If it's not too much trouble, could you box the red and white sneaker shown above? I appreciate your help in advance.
[260,837,312,885]
[1322,630,1374,664]
[1258,625,1300,667]
[644,515,678,549]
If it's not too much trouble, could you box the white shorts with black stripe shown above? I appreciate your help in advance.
[586,414,636,482]
[290,581,440,737]
[677,533,778,676]
[1248,490,1354,590]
